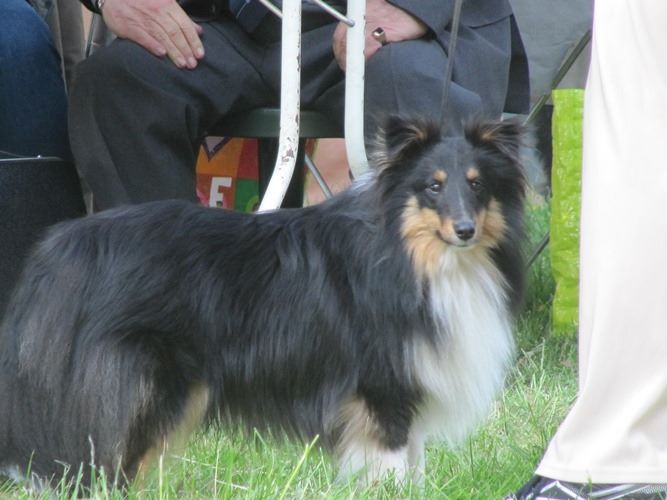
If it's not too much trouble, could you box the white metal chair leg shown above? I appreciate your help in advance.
[344,0,369,177]
[258,0,368,211]
[258,0,302,212]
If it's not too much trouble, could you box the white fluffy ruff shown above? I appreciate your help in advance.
[406,247,514,445]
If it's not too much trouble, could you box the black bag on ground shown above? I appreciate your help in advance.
[0,157,86,319]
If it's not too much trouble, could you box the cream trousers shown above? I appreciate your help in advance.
[536,0,667,483]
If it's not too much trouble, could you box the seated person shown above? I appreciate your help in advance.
[0,0,71,160]
[70,0,529,210]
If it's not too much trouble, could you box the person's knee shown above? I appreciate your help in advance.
[72,45,123,96]
[364,40,482,130]
[70,41,160,106]
[365,41,447,119]
[364,41,465,132]
[0,4,54,63]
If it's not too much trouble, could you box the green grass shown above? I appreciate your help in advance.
[2,198,578,499]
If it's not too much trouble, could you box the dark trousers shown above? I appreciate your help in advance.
[69,12,511,210]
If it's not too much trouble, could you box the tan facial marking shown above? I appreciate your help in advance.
[478,199,507,248]
[433,169,447,183]
[401,197,447,279]
[438,217,458,242]
[401,195,508,278]
[466,167,480,181]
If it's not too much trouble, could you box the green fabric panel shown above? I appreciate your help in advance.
[550,89,584,336]
[234,178,259,213]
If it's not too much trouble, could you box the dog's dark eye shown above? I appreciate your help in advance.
[426,181,442,194]
[469,179,484,193]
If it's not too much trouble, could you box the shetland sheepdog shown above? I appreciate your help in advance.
[0,116,526,489]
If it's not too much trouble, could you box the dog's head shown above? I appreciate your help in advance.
[371,115,526,271]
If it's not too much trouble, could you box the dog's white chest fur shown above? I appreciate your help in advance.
[407,249,514,445]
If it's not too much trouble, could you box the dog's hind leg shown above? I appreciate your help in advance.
[82,334,210,485]
[133,382,210,481]
[335,397,415,484]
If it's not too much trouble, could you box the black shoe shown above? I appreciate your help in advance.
[506,475,667,499]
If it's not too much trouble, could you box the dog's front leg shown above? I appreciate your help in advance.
[407,428,426,486]
[334,397,415,484]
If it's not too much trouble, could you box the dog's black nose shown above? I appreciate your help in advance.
[454,221,475,241]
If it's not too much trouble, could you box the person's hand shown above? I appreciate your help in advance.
[332,0,427,71]
[101,0,205,69]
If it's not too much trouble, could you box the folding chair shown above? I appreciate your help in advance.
[509,0,593,266]
[211,0,369,211]
[211,108,342,207]
[523,29,591,266]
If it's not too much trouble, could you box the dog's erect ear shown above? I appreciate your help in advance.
[465,119,526,165]
[371,115,440,171]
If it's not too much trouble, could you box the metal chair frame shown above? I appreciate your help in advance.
[523,28,592,267]
[250,0,368,211]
